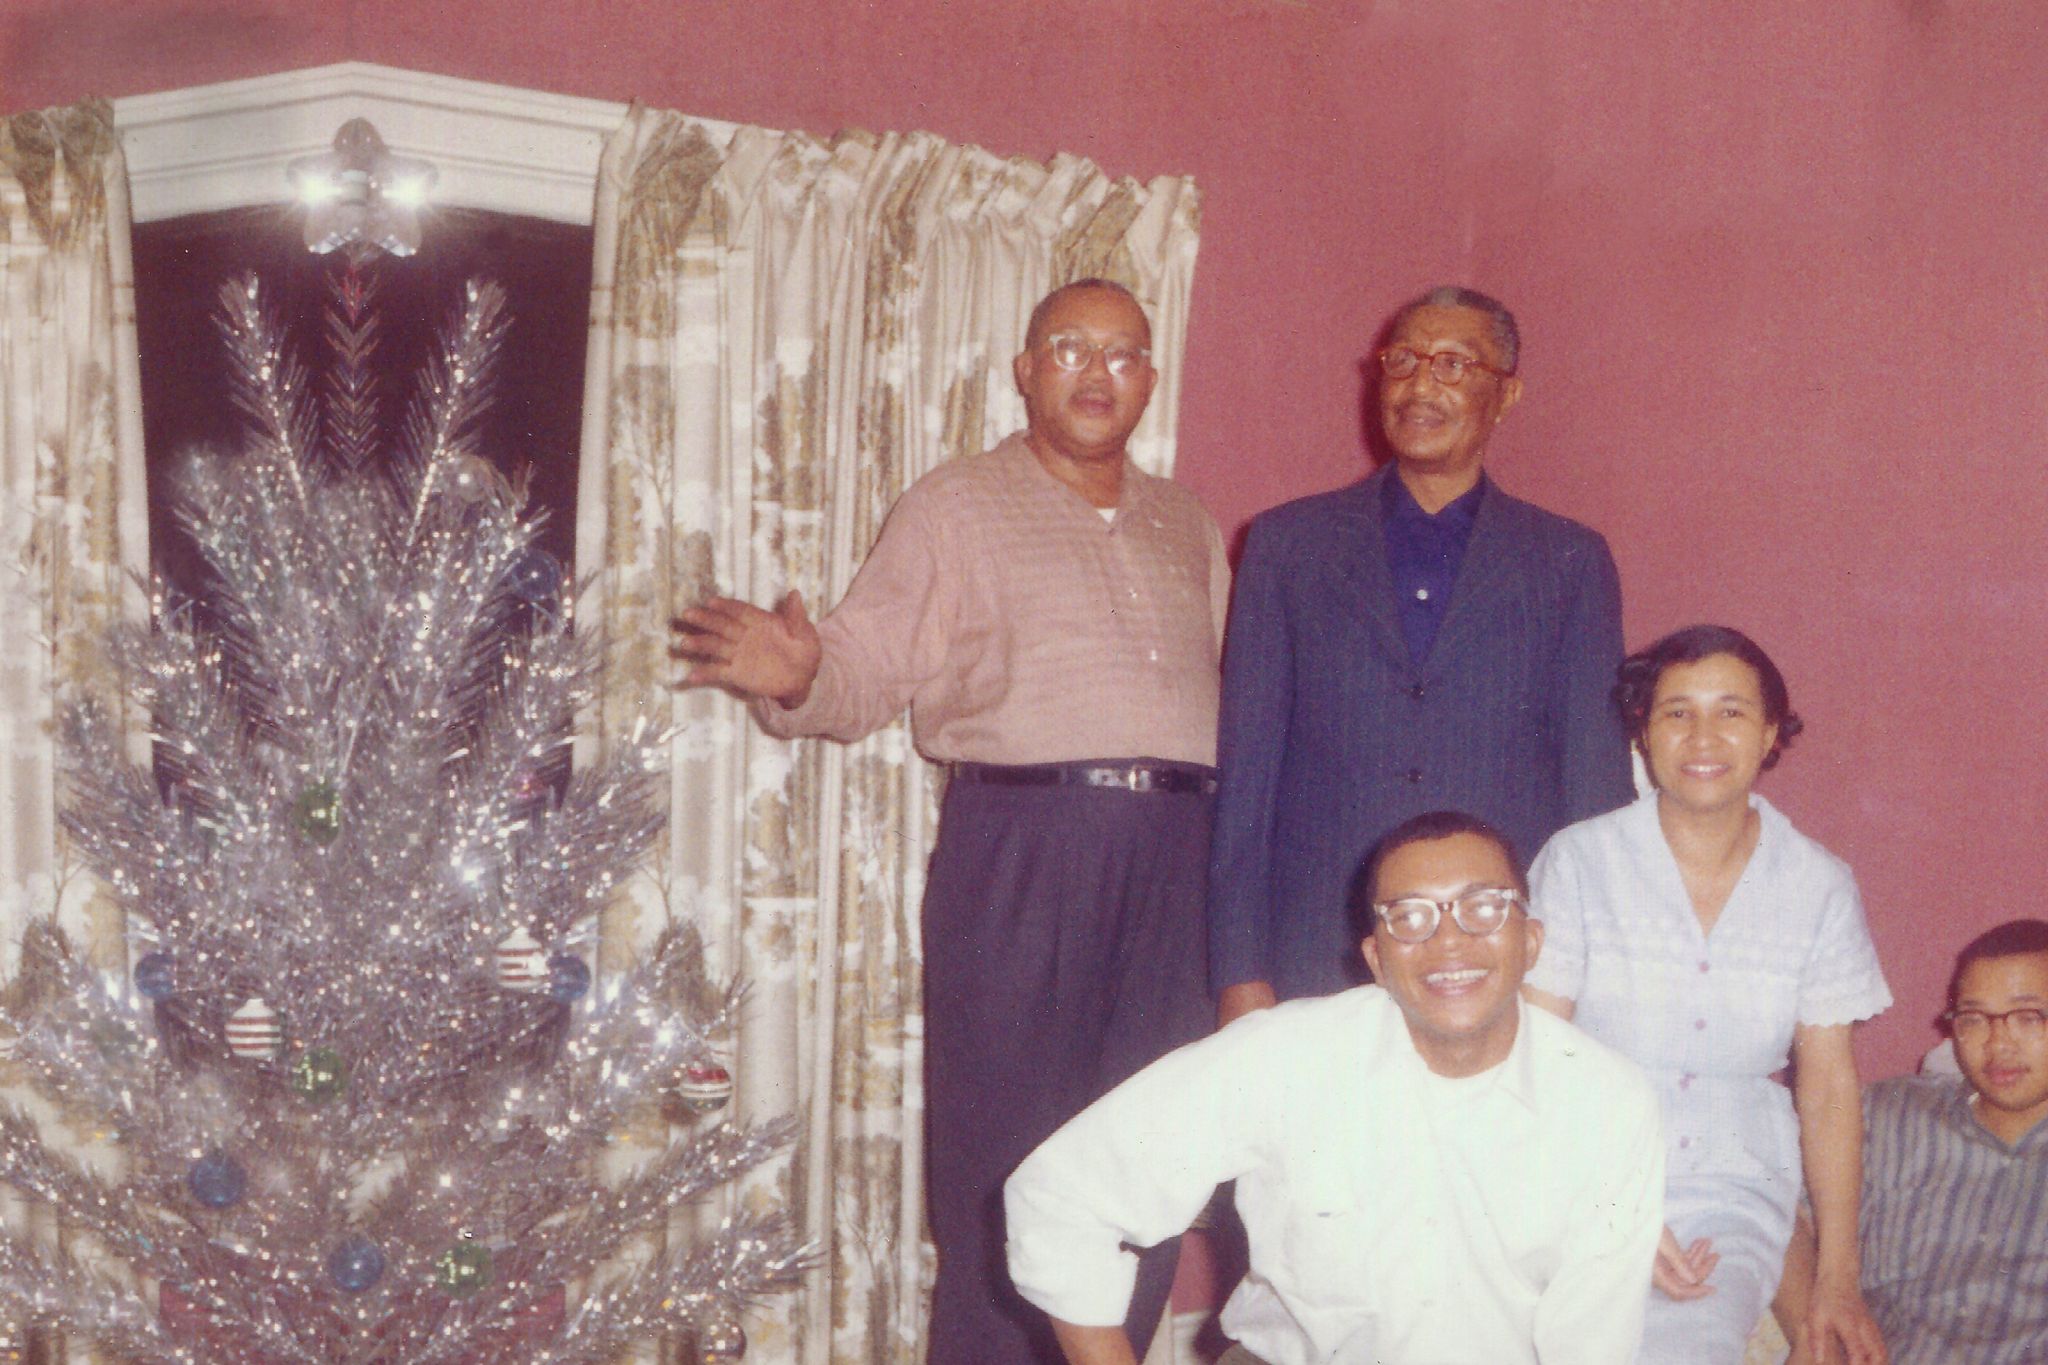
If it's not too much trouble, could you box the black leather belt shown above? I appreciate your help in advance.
[949,760,1218,796]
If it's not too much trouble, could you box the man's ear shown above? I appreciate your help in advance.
[1520,915,1545,974]
[1361,935,1381,981]
[1495,375,1524,420]
[1012,349,1032,396]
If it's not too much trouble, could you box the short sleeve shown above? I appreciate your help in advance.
[1795,866,1892,1028]
[1525,831,1589,1002]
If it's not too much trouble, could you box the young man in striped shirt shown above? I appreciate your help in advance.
[1784,918,2048,1364]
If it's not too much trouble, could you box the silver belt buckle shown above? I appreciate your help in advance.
[1124,766,1153,793]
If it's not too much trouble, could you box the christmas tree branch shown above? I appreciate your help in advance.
[216,274,316,513]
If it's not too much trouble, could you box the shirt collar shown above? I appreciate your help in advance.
[1381,468,1487,532]
[1958,1081,2048,1151]
[1003,429,1150,518]
[1395,994,1541,1115]
[1498,996,1541,1113]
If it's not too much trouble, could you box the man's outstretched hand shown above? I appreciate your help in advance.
[671,590,823,707]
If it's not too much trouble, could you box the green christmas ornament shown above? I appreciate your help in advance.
[296,780,343,845]
[289,1046,348,1103]
[432,1237,493,1297]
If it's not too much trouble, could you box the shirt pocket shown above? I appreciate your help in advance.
[1268,1162,1378,1311]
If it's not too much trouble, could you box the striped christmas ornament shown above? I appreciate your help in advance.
[675,1061,733,1116]
[495,929,547,992]
[226,997,282,1060]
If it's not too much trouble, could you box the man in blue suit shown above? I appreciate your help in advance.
[1210,286,1635,1025]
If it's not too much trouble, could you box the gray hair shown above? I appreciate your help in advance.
[1394,285,1519,374]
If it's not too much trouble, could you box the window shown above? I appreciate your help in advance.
[133,205,592,587]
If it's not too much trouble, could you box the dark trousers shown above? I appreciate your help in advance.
[921,775,1214,1365]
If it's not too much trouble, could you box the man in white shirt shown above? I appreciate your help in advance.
[1005,810,1664,1365]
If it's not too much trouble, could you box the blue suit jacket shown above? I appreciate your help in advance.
[1207,465,1634,1000]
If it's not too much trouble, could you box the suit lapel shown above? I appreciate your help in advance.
[1332,466,1410,665]
[1426,479,1522,666]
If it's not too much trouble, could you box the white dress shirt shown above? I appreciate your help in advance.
[1005,988,1664,1365]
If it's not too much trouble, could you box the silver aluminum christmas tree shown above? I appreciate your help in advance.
[0,273,804,1363]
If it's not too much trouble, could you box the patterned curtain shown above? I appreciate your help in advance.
[576,105,1201,1364]
[0,98,150,1363]
[0,99,146,963]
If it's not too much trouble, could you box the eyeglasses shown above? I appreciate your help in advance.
[1377,346,1511,387]
[1044,333,1151,378]
[1373,888,1524,944]
[1944,1007,2048,1041]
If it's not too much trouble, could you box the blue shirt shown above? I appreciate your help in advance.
[1381,472,1485,663]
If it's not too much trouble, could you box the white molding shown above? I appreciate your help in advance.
[111,62,731,226]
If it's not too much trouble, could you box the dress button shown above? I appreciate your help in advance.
[1404,768,1423,784]
[1694,1018,1708,1031]
[1408,682,1427,700]
[1679,1074,1693,1090]
[1679,1137,1692,1149]
[1698,960,1710,973]
[1415,587,1430,602]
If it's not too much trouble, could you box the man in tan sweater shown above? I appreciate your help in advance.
[674,279,1228,1365]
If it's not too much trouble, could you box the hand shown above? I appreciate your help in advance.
[1651,1226,1718,1301]
[1216,981,1278,1030]
[670,591,822,706]
[1803,1274,1886,1365]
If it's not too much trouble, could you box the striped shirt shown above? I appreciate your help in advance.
[1860,1075,2048,1364]
[756,433,1229,766]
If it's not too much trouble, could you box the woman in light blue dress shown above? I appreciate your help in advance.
[1524,625,1890,1365]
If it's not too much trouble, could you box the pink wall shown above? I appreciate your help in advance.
[9,1,2048,1081]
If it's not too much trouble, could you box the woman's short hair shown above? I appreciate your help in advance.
[1612,624,1804,770]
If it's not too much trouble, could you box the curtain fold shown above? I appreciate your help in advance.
[0,97,149,1365]
[0,98,148,965]
[577,104,1201,1364]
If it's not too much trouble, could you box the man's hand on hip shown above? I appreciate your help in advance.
[671,590,823,707]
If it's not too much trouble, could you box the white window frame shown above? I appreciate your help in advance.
[112,61,730,226]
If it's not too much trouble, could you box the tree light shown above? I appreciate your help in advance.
[285,118,437,261]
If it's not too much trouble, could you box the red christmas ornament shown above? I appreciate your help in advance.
[226,997,282,1060]
[495,929,547,992]
[675,1061,733,1117]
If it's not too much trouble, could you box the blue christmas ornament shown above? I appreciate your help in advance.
[133,952,175,1000]
[187,1151,247,1209]
[506,548,564,608]
[327,1236,386,1293]
[546,953,591,1002]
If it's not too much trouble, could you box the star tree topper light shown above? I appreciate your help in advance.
[287,118,437,261]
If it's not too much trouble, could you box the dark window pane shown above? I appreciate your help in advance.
[132,206,593,592]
